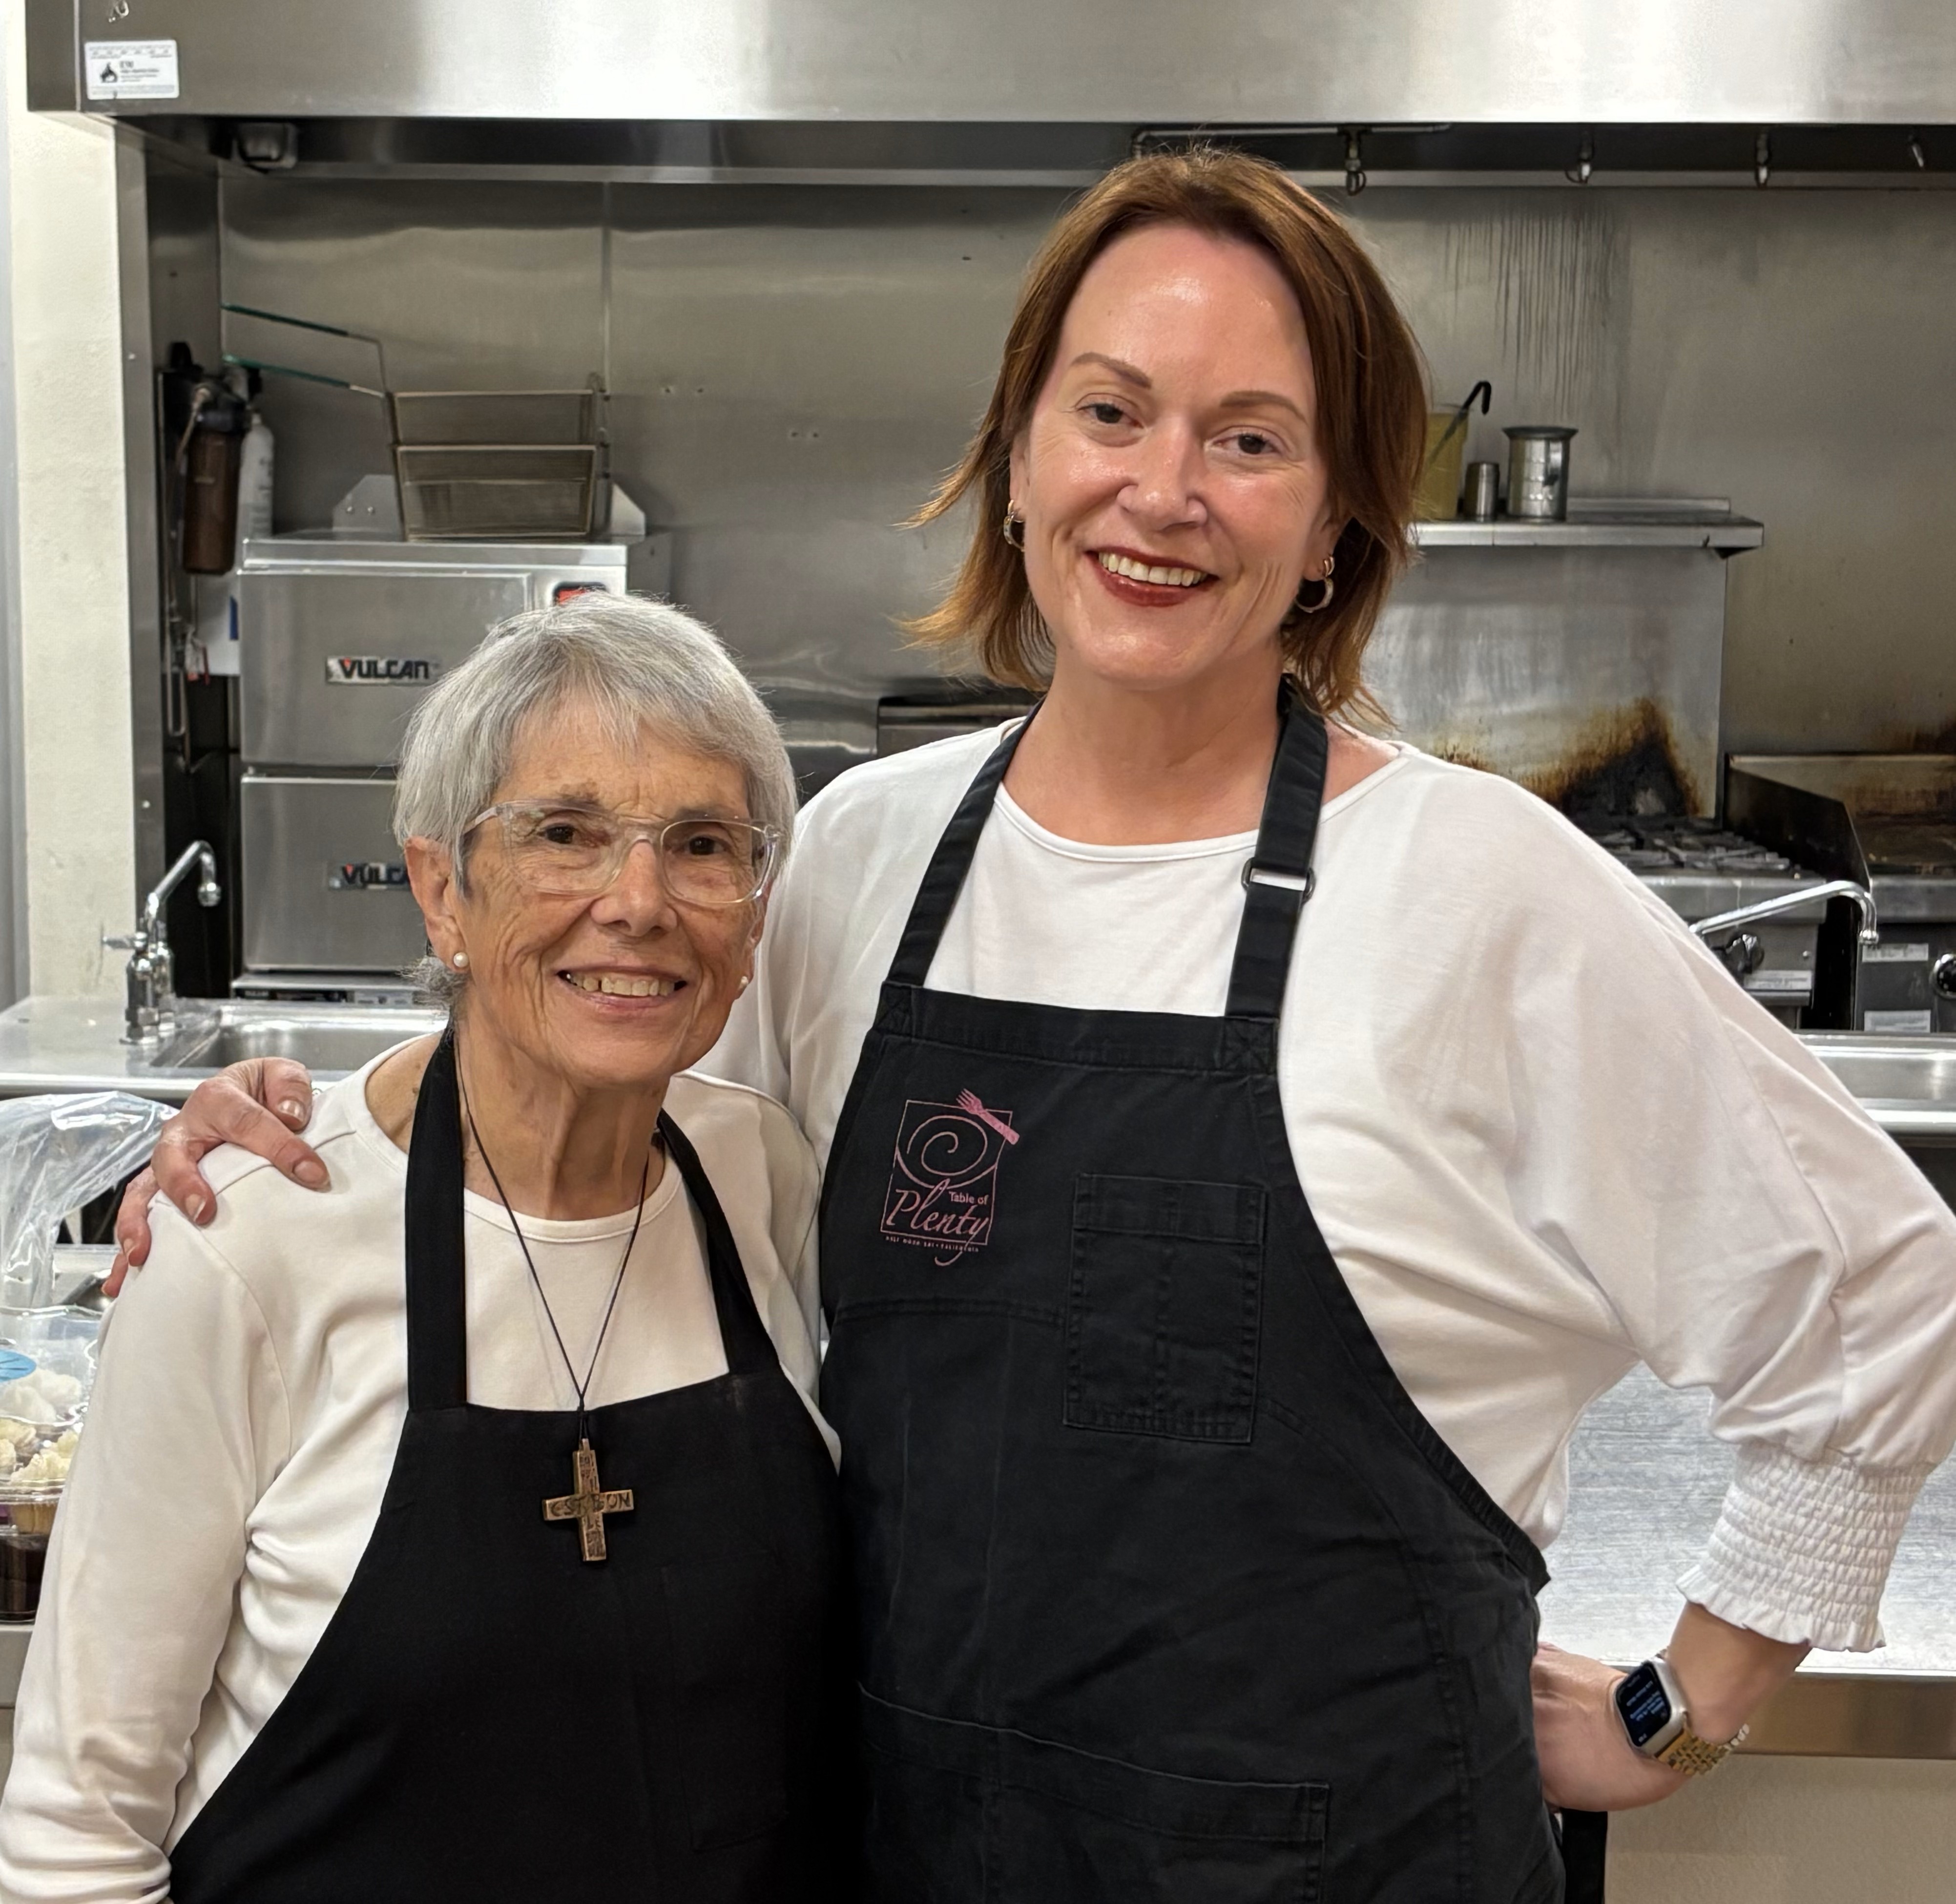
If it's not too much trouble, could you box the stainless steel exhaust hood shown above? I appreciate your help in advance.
[28,0,1956,128]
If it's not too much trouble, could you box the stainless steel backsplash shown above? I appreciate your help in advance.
[208,174,1956,768]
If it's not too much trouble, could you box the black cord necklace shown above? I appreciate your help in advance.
[458,1048,654,1563]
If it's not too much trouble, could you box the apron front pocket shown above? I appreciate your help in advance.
[1066,1174,1267,1442]
[663,1550,791,1850]
[994,1733,1327,1904]
[861,1692,1326,1904]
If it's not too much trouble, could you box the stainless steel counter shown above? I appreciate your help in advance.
[0,996,443,1102]
[3,999,1951,1137]
[1541,1367,1956,1758]
[1800,1035,1956,1144]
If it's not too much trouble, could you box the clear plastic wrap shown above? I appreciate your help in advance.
[0,1091,170,1310]
[0,1093,169,1616]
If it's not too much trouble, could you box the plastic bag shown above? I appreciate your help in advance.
[0,1092,171,1311]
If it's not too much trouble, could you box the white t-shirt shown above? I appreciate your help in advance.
[707,726,1956,1654]
[0,1053,831,1904]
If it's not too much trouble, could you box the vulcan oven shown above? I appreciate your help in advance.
[236,528,656,986]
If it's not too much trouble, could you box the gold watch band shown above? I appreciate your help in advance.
[1656,1721,1749,1776]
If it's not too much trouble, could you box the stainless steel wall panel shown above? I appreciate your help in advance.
[216,178,1956,774]
[219,178,607,534]
[32,0,1956,127]
[21,2,75,115]
[1358,189,1956,758]
[146,152,221,373]
[240,774,423,971]
[116,132,169,899]
[604,185,1064,737]
[1368,549,1729,814]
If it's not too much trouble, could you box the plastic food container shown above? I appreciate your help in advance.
[1413,409,1468,521]
[0,1304,102,1621]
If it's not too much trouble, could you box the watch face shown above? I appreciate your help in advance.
[1615,1661,1676,1750]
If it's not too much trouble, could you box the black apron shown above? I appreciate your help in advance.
[818,691,1562,1902]
[170,1030,852,1904]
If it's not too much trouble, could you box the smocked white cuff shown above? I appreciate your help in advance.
[1676,1444,1933,1653]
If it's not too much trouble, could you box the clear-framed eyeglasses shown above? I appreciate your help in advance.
[465,801,783,907]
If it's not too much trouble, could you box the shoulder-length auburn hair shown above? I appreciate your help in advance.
[907,147,1427,723]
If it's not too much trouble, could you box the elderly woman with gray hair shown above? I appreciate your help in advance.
[0,596,851,1904]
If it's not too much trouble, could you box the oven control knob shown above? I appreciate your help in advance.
[1934,953,1956,1000]
[1718,931,1764,979]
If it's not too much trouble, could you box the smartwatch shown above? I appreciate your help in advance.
[1613,1657,1747,1776]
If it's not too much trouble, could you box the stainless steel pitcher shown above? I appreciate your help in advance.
[1503,426,1577,520]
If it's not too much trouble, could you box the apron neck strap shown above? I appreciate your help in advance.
[404,1025,470,1411]
[883,685,1328,1023]
[403,1028,780,1407]
[1225,685,1329,1021]
[886,711,1035,987]
[656,1111,778,1378]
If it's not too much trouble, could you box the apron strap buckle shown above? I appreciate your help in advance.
[1241,861,1316,899]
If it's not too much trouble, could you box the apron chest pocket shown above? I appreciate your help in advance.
[1065,1174,1267,1442]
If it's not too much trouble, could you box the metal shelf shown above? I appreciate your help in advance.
[1412,499,1764,551]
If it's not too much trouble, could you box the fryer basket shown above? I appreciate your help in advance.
[393,443,603,542]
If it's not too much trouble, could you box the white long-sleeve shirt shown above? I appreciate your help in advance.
[0,1057,830,1904]
[704,727,1956,1653]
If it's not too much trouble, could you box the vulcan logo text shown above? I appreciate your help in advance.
[325,656,441,686]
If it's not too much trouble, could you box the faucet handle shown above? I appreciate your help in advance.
[102,931,143,951]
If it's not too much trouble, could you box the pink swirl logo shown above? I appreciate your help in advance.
[880,1092,1017,1264]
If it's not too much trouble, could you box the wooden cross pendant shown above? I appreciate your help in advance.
[542,1437,635,1563]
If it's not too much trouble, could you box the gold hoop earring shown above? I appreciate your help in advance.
[1000,506,1026,552]
[1294,552,1336,616]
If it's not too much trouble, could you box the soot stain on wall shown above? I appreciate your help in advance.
[1428,698,1701,817]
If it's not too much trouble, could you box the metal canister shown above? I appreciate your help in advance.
[1463,460,1500,522]
[1502,426,1577,520]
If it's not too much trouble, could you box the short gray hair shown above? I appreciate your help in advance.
[394,594,796,1001]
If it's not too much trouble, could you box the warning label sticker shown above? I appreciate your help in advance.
[83,40,180,102]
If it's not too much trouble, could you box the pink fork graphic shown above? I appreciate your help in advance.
[956,1089,1019,1146]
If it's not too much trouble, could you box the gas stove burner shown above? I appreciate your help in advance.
[1578,815,1801,878]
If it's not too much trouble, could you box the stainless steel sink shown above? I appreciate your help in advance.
[1800,1035,1956,1139]
[137,1003,445,1076]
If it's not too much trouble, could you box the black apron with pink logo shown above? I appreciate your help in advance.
[817,690,1562,1902]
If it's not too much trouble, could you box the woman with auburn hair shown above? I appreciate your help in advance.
[122,149,1956,1903]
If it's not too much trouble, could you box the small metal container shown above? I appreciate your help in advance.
[1503,426,1578,520]
[1463,460,1500,522]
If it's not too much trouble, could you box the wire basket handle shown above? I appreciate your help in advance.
[220,303,390,394]
[221,354,388,401]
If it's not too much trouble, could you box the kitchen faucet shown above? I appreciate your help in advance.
[103,841,222,1044]
[1690,879,1878,985]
